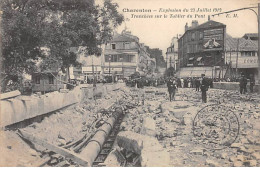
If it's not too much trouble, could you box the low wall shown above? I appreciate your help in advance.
[0,83,125,128]
[213,82,260,93]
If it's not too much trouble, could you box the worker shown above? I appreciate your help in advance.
[200,74,209,103]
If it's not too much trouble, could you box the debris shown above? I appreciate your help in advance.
[205,159,220,167]
[231,143,242,148]
[248,160,257,166]
[103,149,126,167]
[190,148,204,155]
[17,129,89,166]
[140,117,156,137]
[252,152,260,160]
[233,160,243,167]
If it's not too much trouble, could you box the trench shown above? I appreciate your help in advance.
[2,86,141,167]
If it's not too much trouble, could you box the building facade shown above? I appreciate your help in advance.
[166,36,179,71]
[225,33,259,80]
[32,71,66,93]
[178,20,226,78]
[103,31,155,78]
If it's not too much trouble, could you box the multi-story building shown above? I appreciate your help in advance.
[166,36,179,71]
[178,20,226,78]
[225,33,259,80]
[68,46,102,82]
[103,31,155,78]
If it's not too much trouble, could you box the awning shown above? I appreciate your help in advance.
[189,57,194,61]
[197,57,202,61]
[82,66,101,72]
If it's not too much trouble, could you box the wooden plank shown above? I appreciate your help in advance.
[17,129,90,167]
[0,90,21,100]
[37,156,51,167]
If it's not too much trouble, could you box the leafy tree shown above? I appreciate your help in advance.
[1,0,124,92]
[145,47,166,68]
[1,0,47,92]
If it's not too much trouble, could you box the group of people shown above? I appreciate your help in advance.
[239,73,255,94]
[167,74,209,103]
[167,73,256,103]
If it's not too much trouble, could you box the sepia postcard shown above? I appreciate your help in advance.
[0,0,260,167]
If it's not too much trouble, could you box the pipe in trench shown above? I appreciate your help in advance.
[79,107,123,166]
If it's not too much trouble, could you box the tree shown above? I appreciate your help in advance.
[1,0,124,92]
[145,47,166,68]
[1,0,47,92]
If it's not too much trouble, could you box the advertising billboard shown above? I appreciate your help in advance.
[203,28,224,51]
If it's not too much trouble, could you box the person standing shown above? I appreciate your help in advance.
[239,73,247,94]
[180,78,184,88]
[188,78,191,88]
[200,74,208,103]
[249,74,255,93]
[195,78,201,91]
[167,77,177,101]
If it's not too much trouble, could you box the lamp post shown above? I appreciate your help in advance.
[211,4,259,89]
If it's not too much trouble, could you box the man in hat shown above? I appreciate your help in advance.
[167,77,177,101]
[239,73,247,94]
[195,77,201,91]
[200,74,208,103]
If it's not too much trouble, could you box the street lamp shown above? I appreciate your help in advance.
[212,4,260,87]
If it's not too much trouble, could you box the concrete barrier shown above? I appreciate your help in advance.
[213,82,259,93]
[0,83,126,128]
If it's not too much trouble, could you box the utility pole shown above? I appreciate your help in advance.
[211,4,259,89]
[92,55,96,87]
[230,49,232,79]
[236,38,239,79]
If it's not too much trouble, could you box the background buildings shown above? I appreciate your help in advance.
[177,19,226,78]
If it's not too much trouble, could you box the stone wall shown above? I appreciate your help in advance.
[213,82,259,93]
[0,83,125,128]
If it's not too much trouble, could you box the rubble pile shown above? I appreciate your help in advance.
[118,87,260,167]
[1,86,259,167]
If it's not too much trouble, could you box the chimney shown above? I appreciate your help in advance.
[191,20,198,28]
[185,23,188,31]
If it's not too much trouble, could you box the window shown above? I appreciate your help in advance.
[49,75,54,84]
[124,42,130,49]
[111,44,116,49]
[191,33,195,41]
[199,32,203,40]
[35,76,40,84]
[105,55,115,62]
[252,52,256,56]
[125,55,134,62]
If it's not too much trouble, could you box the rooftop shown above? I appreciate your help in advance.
[187,20,225,31]
[225,34,258,51]
[111,33,138,42]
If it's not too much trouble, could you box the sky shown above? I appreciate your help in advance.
[110,0,259,57]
